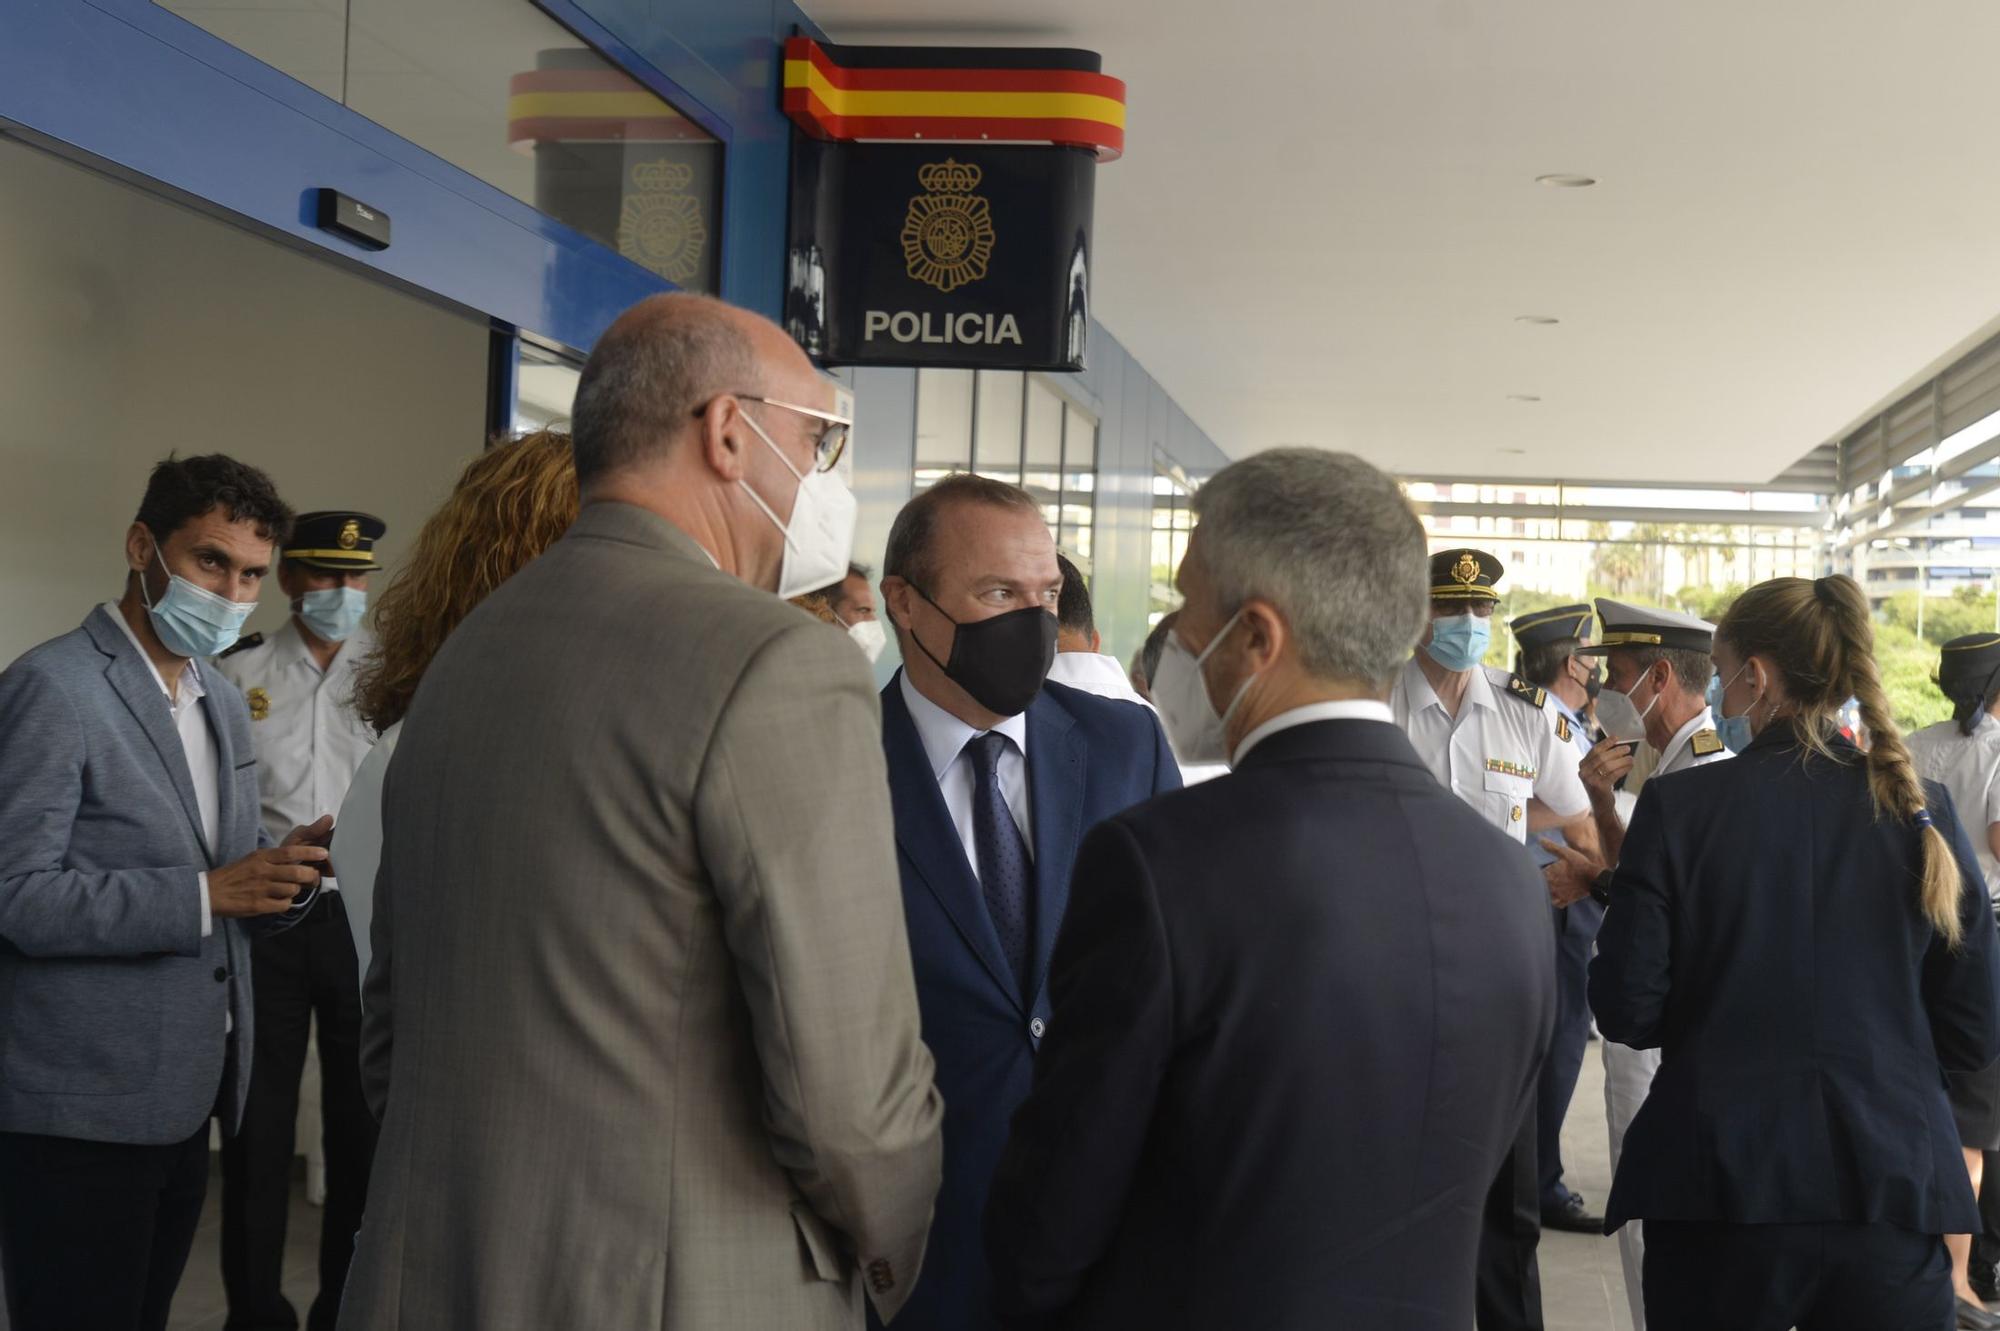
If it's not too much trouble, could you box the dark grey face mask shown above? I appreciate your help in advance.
[908,587,1057,717]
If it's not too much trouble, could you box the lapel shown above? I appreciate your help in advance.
[880,674,1024,1011]
[201,677,240,859]
[87,607,214,864]
[1025,689,1085,1008]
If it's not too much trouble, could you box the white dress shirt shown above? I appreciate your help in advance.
[213,619,378,883]
[1234,699,1395,766]
[899,671,1033,883]
[1389,658,1588,843]
[102,602,218,938]
[1045,651,1155,711]
[1907,719,2000,901]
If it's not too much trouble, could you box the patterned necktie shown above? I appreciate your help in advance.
[967,731,1035,996]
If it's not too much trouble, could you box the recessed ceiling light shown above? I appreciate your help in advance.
[1535,173,1596,188]
[1506,394,1542,403]
[1515,315,1560,325]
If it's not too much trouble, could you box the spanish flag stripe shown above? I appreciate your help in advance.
[507,68,661,95]
[507,91,696,120]
[785,47,1124,99]
[800,110,1122,154]
[784,63,1124,129]
[506,115,713,145]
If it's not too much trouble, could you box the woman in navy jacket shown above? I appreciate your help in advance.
[1591,575,2000,1331]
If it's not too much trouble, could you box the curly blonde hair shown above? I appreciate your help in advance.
[351,431,579,733]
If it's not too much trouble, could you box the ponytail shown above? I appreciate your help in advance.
[1720,576,1965,949]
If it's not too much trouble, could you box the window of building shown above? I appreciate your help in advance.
[914,368,1097,557]
[157,0,722,291]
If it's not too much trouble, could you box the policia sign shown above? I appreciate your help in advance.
[780,39,1126,373]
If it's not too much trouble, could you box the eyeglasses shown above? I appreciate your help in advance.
[721,394,853,473]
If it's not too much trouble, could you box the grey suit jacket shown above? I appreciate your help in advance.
[340,503,943,1331]
[0,606,314,1144]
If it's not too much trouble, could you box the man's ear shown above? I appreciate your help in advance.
[1088,629,1102,653]
[125,522,154,574]
[696,395,750,482]
[1241,599,1286,672]
[881,575,916,633]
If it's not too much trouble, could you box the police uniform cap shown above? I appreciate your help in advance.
[1574,598,1714,657]
[283,511,386,572]
[1509,604,1593,649]
[1939,634,2000,695]
[1429,548,1503,603]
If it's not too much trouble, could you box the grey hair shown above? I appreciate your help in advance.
[1190,449,1427,688]
[571,293,758,485]
[1622,644,1713,699]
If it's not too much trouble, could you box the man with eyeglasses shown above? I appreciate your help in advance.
[338,293,942,1331]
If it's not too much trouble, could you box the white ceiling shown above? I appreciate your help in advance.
[812,0,2000,484]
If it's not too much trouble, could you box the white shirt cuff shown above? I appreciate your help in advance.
[198,871,213,939]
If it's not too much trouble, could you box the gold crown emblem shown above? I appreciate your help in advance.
[631,160,693,191]
[916,159,982,194]
[1451,552,1480,586]
[338,519,361,550]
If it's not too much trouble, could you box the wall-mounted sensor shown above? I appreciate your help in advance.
[315,189,390,250]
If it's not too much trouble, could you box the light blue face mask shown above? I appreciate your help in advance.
[297,586,367,643]
[1710,666,1754,754]
[142,540,255,659]
[1425,611,1491,673]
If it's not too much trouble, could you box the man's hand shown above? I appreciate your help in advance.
[209,843,328,918]
[1580,737,1638,806]
[282,814,335,849]
[1541,837,1606,909]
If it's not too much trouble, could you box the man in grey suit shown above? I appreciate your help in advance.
[0,454,333,1331]
[339,293,944,1330]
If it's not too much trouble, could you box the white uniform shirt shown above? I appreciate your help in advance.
[1651,708,1731,780]
[899,671,1034,881]
[213,619,378,881]
[1908,719,2000,901]
[1390,658,1588,843]
[1045,651,1155,712]
[103,602,218,937]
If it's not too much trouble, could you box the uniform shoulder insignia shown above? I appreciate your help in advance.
[1691,728,1724,757]
[1555,713,1573,743]
[217,632,263,659]
[1504,674,1548,709]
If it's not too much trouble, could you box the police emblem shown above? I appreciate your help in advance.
[246,687,270,722]
[1451,552,1481,586]
[900,159,996,293]
[617,161,708,286]
[337,519,360,550]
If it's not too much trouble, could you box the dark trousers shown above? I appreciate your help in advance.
[1977,1150,2000,1269]
[1536,897,1603,1209]
[0,1123,210,1331]
[1475,1099,1544,1331]
[1645,1219,1952,1331]
[220,892,377,1331]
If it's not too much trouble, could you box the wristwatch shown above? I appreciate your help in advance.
[1588,869,1615,907]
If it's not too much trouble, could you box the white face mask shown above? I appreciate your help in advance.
[737,412,858,601]
[1151,611,1257,767]
[1595,672,1659,743]
[842,617,886,664]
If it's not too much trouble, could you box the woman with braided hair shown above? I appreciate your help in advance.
[1910,633,2000,1321]
[1590,575,2000,1331]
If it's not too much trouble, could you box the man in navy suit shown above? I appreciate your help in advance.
[876,474,1180,1329]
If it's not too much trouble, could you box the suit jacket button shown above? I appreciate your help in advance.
[214,967,228,983]
[868,1257,894,1291]
[1030,1017,1046,1039]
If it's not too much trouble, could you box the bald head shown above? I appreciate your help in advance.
[572,293,812,486]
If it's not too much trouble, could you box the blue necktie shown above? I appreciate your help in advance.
[968,731,1035,997]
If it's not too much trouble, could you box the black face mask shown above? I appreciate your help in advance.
[908,586,1057,717]
[1584,668,1603,702]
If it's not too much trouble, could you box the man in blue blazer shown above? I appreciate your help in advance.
[0,455,330,1331]
[876,475,1180,1329]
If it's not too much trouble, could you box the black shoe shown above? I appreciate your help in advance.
[1539,1192,1604,1234]
[1956,1296,2000,1330]
[1975,1261,2000,1305]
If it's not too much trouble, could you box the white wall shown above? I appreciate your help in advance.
[0,137,489,665]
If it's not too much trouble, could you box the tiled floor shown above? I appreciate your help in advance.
[0,1051,1633,1330]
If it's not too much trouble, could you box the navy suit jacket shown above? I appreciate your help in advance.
[983,719,1556,1329]
[879,674,1179,1330]
[1592,726,2000,1234]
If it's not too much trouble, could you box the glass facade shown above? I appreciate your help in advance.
[158,0,722,291]
[914,369,1098,559]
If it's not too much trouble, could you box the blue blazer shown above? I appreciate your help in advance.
[879,674,1180,1330]
[0,607,314,1146]
[1592,726,2000,1235]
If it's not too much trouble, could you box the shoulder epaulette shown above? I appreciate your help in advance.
[217,632,263,659]
[1690,728,1724,757]
[1554,712,1573,743]
[1504,674,1548,709]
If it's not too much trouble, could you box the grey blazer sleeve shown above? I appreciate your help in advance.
[694,620,944,1320]
[0,659,203,958]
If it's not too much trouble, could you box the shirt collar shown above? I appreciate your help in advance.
[898,669,1031,782]
[1234,700,1395,765]
[1657,707,1713,770]
[101,602,205,702]
[1401,655,1496,714]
